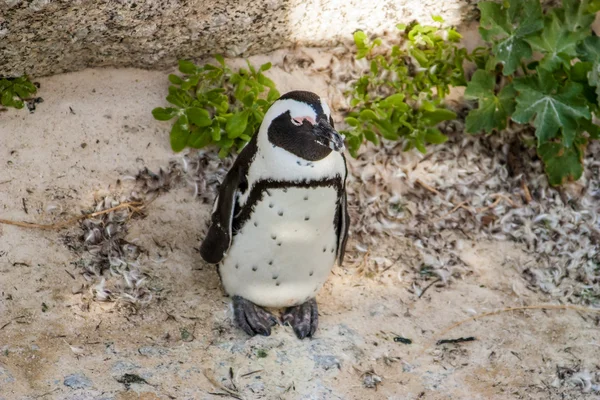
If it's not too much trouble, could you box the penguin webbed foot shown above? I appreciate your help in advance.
[282,298,318,339]
[232,296,278,336]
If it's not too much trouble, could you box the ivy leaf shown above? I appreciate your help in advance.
[577,36,600,62]
[538,139,585,186]
[589,0,600,12]
[577,36,600,104]
[526,12,581,71]
[186,107,212,127]
[557,0,596,34]
[464,70,516,134]
[580,119,600,139]
[478,0,544,75]
[512,68,590,146]
[152,107,178,121]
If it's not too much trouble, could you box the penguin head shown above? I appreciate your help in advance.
[259,90,344,161]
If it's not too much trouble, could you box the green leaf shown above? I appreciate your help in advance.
[478,0,544,75]
[354,31,368,52]
[512,68,590,146]
[424,128,448,144]
[364,130,379,145]
[267,88,280,102]
[242,92,255,107]
[580,119,600,139]
[414,135,427,154]
[20,79,36,93]
[556,0,596,34]
[577,36,600,104]
[168,74,183,85]
[421,108,457,125]
[186,107,212,127]
[577,36,600,62]
[214,54,225,66]
[589,0,600,12]
[359,109,378,121]
[432,15,444,23]
[218,147,230,158]
[226,111,249,139]
[538,140,585,186]
[152,107,178,121]
[465,70,516,134]
[166,87,192,108]
[178,60,197,75]
[526,12,583,71]
[13,84,31,99]
[1,89,14,107]
[211,125,222,142]
[170,117,190,152]
[380,93,406,108]
[345,117,359,127]
[259,62,272,71]
[188,129,212,148]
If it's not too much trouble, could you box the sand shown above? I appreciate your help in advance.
[1,55,599,400]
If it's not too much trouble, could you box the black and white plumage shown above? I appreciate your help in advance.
[200,90,349,338]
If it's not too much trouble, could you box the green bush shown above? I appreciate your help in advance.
[466,0,600,186]
[341,18,469,157]
[152,56,279,157]
[0,75,37,110]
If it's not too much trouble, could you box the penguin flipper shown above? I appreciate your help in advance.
[336,189,350,266]
[200,136,256,264]
[199,167,240,264]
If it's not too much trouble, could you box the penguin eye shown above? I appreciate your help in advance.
[291,117,303,126]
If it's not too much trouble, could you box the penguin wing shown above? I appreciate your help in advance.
[336,188,350,266]
[199,166,241,264]
[199,138,256,264]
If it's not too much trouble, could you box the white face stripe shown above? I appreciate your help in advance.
[320,99,332,121]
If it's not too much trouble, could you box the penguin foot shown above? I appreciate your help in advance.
[282,298,318,339]
[232,296,278,336]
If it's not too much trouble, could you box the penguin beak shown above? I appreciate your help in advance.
[313,119,345,152]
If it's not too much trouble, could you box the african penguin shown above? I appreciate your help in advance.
[200,90,349,339]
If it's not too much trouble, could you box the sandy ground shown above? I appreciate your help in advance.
[1,59,600,400]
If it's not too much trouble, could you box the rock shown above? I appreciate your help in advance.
[0,366,15,384]
[138,345,169,357]
[112,360,140,373]
[63,373,92,389]
[0,0,501,77]
[313,355,341,370]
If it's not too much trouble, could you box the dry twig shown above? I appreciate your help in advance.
[203,369,243,400]
[415,179,441,196]
[0,201,145,231]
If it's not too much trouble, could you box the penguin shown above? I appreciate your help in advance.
[199,90,350,339]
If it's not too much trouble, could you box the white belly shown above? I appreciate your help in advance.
[220,186,339,308]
